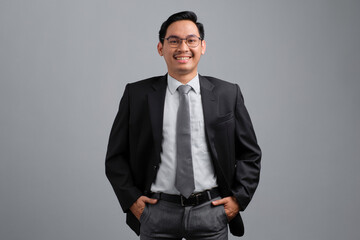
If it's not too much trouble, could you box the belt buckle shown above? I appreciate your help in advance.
[181,192,202,207]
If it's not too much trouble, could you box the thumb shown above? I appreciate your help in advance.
[143,196,158,204]
[212,198,227,206]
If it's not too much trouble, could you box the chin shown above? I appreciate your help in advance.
[177,66,194,72]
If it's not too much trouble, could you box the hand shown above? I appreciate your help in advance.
[212,196,240,221]
[129,196,158,221]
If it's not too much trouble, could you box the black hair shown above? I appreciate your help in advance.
[158,11,205,44]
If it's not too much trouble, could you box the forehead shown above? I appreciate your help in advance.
[165,20,200,37]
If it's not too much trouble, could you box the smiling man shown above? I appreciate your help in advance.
[157,19,206,83]
[106,11,261,239]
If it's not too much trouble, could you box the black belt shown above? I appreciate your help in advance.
[150,188,220,207]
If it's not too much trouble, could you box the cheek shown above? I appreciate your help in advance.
[163,54,175,65]
[194,49,203,57]
[193,51,202,60]
[164,51,174,59]
[164,53,173,61]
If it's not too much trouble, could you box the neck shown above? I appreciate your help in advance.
[168,71,197,84]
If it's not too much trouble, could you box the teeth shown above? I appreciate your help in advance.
[176,57,190,60]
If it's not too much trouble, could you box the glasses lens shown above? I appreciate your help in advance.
[167,37,180,47]
[186,36,200,48]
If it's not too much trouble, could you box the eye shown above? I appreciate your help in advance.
[187,37,198,44]
[168,37,179,44]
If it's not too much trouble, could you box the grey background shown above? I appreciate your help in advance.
[1,0,359,239]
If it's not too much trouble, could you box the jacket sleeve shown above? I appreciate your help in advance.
[105,84,142,212]
[231,84,262,210]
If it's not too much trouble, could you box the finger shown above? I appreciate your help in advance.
[142,196,158,204]
[212,198,227,206]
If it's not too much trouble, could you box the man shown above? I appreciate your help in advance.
[106,11,261,239]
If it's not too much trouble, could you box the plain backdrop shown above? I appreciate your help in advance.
[1,0,359,239]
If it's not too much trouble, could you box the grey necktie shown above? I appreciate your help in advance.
[175,85,195,198]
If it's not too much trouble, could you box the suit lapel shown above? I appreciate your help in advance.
[148,75,167,156]
[199,75,219,160]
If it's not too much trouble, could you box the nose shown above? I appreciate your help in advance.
[177,39,190,51]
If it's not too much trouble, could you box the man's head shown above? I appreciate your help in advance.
[157,11,206,82]
[158,11,205,44]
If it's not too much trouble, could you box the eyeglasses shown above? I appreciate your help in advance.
[162,35,202,48]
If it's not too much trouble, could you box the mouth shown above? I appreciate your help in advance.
[174,55,192,63]
[175,56,191,60]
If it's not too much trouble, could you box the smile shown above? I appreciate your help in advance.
[175,57,191,60]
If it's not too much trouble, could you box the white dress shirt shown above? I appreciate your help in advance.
[150,74,217,194]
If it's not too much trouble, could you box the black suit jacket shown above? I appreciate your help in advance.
[105,74,261,237]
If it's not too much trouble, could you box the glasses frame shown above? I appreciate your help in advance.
[162,35,203,48]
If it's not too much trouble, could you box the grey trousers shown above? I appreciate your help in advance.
[139,197,228,240]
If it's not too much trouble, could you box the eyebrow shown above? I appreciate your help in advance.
[166,34,199,38]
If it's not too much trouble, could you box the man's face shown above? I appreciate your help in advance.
[157,20,206,79]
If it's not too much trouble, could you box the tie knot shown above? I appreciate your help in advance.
[178,85,192,94]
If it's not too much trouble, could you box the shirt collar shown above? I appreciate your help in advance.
[167,73,200,95]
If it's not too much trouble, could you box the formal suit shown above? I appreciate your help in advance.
[105,74,261,237]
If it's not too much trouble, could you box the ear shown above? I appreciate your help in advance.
[201,40,206,55]
[157,42,163,56]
